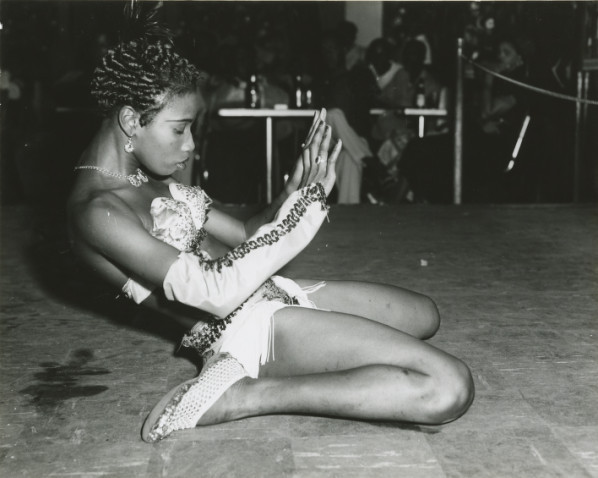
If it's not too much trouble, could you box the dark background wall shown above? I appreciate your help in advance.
[0,1,595,207]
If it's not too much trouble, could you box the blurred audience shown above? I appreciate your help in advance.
[0,1,586,206]
[335,21,366,71]
[362,38,413,201]
[202,41,291,203]
[314,33,378,203]
[401,35,533,203]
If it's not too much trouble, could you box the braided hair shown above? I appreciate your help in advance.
[90,3,202,126]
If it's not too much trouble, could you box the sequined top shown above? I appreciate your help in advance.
[150,183,212,255]
[122,181,327,305]
[123,182,328,356]
[120,183,212,303]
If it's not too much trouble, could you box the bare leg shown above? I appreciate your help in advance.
[141,282,471,441]
[198,307,473,426]
[139,280,439,339]
[294,279,440,339]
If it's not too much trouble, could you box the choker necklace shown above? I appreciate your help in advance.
[74,166,149,187]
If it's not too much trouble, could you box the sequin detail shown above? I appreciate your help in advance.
[170,183,212,229]
[150,185,212,253]
[180,278,298,356]
[195,183,327,273]
[154,182,326,356]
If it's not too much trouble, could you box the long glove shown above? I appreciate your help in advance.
[162,183,328,318]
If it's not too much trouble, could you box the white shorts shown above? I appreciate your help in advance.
[206,276,325,378]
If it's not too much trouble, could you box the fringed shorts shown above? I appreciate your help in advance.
[185,276,325,379]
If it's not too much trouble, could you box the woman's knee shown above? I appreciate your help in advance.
[425,358,475,424]
[412,293,441,340]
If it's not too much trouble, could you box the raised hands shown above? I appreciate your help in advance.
[285,109,342,197]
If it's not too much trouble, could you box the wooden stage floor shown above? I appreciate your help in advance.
[1,202,597,477]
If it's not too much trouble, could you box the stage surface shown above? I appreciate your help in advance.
[1,203,597,478]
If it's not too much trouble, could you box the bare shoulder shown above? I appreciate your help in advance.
[68,186,143,250]
[67,180,180,289]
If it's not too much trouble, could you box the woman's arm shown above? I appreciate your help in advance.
[163,110,342,317]
[487,94,517,120]
[74,184,329,319]
[207,109,335,248]
[481,67,519,122]
[72,194,183,289]
[163,182,331,317]
[480,71,518,134]
[74,110,342,318]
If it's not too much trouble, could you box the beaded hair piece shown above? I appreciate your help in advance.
[90,0,203,126]
[121,1,172,45]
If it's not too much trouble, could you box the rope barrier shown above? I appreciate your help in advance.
[461,54,598,106]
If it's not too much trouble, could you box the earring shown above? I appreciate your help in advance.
[124,136,134,153]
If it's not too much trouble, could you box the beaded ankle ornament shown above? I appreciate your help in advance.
[143,353,248,442]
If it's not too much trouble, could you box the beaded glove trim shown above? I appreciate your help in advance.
[180,183,326,356]
[196,183,327,274]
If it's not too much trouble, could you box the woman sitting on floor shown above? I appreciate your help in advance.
[67,5,474,442]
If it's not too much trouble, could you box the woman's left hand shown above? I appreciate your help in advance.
[285,108,342,196]
[285,109,324,194]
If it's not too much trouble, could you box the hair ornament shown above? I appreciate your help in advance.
[120,0,173,45]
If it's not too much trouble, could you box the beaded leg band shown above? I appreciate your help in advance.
[180,279,298,357]
[141,353,249,442]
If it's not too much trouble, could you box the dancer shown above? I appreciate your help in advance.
[67,7,474,443]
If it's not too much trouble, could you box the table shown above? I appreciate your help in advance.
[369,107,448,138]
[218,107,448,203]
[218,108,317,202]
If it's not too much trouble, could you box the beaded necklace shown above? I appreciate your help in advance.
[74,165,149,187]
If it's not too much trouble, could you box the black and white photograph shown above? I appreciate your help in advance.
[0,1,596,476]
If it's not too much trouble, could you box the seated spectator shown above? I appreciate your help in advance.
[366,38,414,189]
[314,34,378,204]
[335,21,366,71]
[367,38,413,114]
[203,42,290,204]
[376,39,447,195]
[401,36,532,203]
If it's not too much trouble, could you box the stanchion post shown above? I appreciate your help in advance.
[266,116,273,203]
[454,38,464,205]
[573,71,583,202]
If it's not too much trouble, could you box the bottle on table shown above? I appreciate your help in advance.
[245,74,260,109]
[294,75,304,108]
[304,88,313,108]
[415,77,426,108]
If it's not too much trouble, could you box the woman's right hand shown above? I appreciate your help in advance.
[295,108,342,196]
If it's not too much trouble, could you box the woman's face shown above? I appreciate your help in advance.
[498,41,522,72]
[134,90,204,177]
